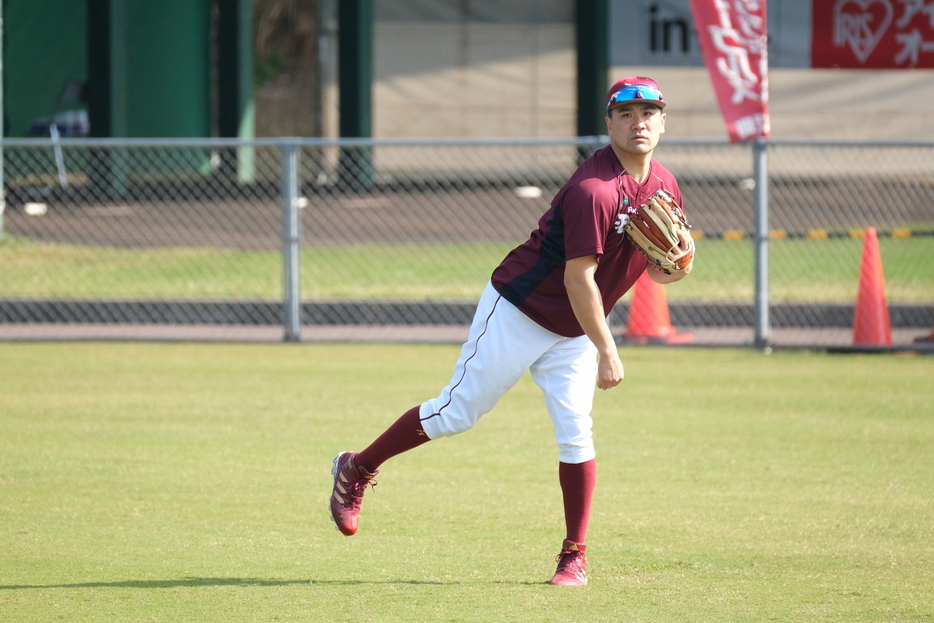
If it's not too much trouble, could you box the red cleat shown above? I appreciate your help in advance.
[547,540,588,586]
[328,452,377,536]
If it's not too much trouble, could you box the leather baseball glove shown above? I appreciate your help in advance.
[624,190,694,274]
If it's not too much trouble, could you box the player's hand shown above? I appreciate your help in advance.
[650,228,694,283]
[670,228,694,274]
[596,350,624,390]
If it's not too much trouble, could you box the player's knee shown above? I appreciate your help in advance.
[420,401,487,438]
[557,439,596,464]
[433,416,475,437]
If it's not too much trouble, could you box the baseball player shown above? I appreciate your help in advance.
[329,76,693,586]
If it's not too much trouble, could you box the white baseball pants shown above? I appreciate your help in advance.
[419,281,599,464]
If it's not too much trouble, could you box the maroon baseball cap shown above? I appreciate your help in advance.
[606,76,666,112]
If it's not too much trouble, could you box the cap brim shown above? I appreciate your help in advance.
[607,99,666,111]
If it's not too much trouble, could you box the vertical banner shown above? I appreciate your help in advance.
[688,0,770,142]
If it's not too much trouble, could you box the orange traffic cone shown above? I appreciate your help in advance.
[852,227,892,346]
[622,271,693,344]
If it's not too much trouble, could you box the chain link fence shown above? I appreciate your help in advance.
[1,137,932,350]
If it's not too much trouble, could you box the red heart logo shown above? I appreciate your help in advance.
[833,0,894,63]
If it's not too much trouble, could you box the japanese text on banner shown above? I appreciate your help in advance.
[689,0,770,143]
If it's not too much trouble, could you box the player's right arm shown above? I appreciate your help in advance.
[564,255,624,390]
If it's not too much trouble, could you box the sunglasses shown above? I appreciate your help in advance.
[606,85,665,112]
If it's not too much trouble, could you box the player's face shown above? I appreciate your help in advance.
[605,103,666,156]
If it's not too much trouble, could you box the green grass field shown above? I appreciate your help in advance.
[2,236,933,302]
[1,343,932,622]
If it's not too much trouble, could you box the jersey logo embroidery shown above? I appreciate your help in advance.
[614,198,632,234]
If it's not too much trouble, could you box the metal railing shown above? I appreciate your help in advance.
[1,136,932,350]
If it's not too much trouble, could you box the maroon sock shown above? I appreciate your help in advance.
[354,405,431,473]
[559,458,597,546]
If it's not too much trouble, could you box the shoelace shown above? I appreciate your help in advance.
[345,475,377,508]
[555,550,585,571]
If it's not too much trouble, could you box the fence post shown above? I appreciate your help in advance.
[0,140,4,240]
[281,140,302,342]
[0,4,5,241]
[752,138,770,350]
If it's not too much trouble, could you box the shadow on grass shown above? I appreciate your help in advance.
[1,577,545,589]
[0,578,310,590]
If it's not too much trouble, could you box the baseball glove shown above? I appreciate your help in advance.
[624,190,694,274]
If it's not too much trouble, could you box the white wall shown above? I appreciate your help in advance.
[359,2,934,141]
[626,66,934,141]
[374,23,576,138]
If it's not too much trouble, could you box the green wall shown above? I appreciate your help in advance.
[125,0,210,137]
[4,0,87,137]
[3,0,211,138]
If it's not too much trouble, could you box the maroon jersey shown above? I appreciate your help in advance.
[491,145,683,337]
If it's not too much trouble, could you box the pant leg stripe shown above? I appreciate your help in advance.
[420,294,503,423]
